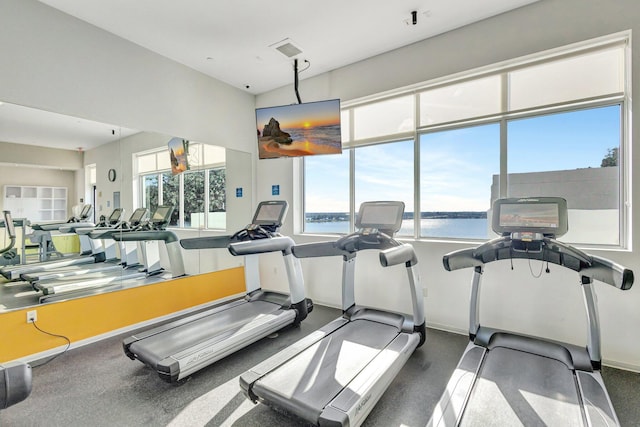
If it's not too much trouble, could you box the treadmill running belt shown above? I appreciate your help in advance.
[251,319,401,424]
[129,300,284,367]
[461,347,583,427]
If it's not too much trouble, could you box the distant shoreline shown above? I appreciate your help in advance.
[305,211,488,223]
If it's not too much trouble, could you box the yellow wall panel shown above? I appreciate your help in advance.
[0,267,245,362]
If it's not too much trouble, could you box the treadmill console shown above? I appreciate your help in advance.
[79,204,93,220]
[107,208,124,224]
[128,208,149,227]
[492,197,568,252]
[150,205,175,230]
[250,200,288,233]
[356,201,405,237]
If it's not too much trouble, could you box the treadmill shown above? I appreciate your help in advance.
[28,204,94,261]
[0,205,101,281]
[21,208,143,285]
[122,200,312,383]
[36,205,184,303]
[0,213,29,266]
[427,197,634,427]
[240,201,426,427]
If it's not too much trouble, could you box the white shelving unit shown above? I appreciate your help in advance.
[3,185,67,222]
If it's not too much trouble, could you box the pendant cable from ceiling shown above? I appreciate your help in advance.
[293,58,310,104]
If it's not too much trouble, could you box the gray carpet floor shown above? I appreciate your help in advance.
[1,304,638,426]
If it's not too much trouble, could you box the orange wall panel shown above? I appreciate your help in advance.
[0,267,245,362]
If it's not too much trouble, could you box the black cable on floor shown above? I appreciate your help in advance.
[29,321,71,367]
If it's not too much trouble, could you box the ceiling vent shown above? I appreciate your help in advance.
[270,38,303,58]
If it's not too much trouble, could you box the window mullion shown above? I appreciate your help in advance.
[158,173,163,206]
[349,109,356,233]
[414,93,420,240]
[204,169,210,229]
[179,173,185,228]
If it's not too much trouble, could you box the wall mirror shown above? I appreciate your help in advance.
[0,101,253,311]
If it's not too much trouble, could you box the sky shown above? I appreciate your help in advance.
[256,99,340,130]
[305,105,621,213]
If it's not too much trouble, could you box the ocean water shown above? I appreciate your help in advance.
[287,124,342,149]
[305,218,490,239]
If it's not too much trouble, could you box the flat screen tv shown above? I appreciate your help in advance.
[256,99,342,159]
[168,137,189,175]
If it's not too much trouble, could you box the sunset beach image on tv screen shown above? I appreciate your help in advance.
[168,137,189,175]
[256,99,342,159]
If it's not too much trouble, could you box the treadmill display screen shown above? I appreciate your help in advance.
[356,201,405,233]
[152,205,173,223]
[499,203,559,228]
[492,197,568,237]
[79,204,92,218]
[129,208,147,224]
[108,208,123,222]
[253,201,287,226]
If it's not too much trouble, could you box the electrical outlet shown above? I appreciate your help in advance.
[26,310,37,323]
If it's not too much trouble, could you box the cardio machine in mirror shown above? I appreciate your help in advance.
[0,102,253,312]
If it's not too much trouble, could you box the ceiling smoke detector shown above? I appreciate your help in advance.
[270,38,303,58]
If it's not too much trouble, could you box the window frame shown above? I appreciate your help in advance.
[134,143,227,230]
[301,32,630,249]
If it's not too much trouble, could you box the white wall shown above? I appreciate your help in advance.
[0,0,259,278]
[0,0,257,155]
[0,166,77,215]
[0,141,82,170]
[256,0,640,370]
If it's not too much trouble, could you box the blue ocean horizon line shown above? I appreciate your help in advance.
[305,211,488,221]
[304,217,491,239]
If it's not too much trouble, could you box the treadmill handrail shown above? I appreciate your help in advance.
[111,230,179,244]
[443,235,633,290]
[584,254,634,290]
[443,247,482,272]
[33,222,78,232]
[58,223,97,234]
[180,235,231,250]
[292,232,400,260]
[380,243,418,267]
[292,241,351,259]
[229,236,295,256]
[86,228,127,239]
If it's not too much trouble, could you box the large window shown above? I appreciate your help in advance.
[136,143,226,229]
[507,106,621,245]
[303,34,629,247]
[420,124,500,240]
[355,140,414,236]
[304,151,350,234]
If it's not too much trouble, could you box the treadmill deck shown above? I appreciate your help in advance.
[127,297,296,381]
[247,314,420,426]
[430,332,619,427]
